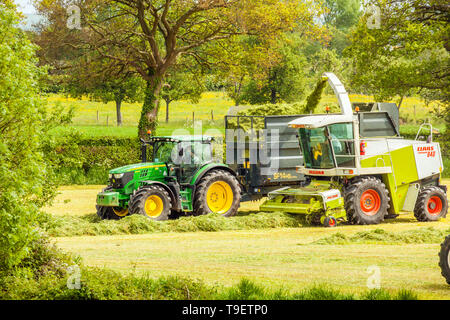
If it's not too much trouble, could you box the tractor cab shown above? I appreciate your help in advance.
[144,136,215,183]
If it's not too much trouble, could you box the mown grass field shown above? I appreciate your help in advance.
[46,180,450,300]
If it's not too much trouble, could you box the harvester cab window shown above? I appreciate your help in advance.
[299,127,334,169]
[328,123,356,168]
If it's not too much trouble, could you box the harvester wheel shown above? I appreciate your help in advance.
[344,177,390,225]
[96,187,129,220]
[129,186,172,221]
[414,186,448,222]
[323,216,337,228]
[194,170,241,217]
[439,235,450,285]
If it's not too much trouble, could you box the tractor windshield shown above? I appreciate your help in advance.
[154,142,178,163]
[298,123,355,169]
[153,141,213,165]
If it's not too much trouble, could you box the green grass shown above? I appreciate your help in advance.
[1,269,416,300]
[312,227,450,245]
[44,182,450,300]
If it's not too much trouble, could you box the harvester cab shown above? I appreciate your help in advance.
[261,73,448,227]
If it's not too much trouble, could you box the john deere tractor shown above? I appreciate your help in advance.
[96,136,241,221]
[260,73,448,227]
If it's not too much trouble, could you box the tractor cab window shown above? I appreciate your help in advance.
[154,142,177,163]
[328,123,356,168]
[299,127,334,169]
[179,142,213,165]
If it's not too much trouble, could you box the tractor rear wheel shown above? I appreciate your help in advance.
[96,187,129,220]
[129,186,172,221]
[194,170,241,217]
[344,177,390,225]
[439,235,450,285]
[414,186,448,222]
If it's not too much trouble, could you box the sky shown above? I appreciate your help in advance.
[14,0,36,14]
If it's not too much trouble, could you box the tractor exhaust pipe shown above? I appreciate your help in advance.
[322,72,353,117]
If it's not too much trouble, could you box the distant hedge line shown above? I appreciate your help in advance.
[45,133,142,185]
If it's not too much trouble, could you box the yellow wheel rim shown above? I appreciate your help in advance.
[144,195,164,218]
[112,208,129,217]
[206,181,234,214]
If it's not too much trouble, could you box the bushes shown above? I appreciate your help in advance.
[44,130,142,185]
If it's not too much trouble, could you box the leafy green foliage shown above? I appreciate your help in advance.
[345,0,450,104]
[0,4,69,271]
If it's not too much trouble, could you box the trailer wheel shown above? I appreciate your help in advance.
[439,235,450,285]
[129,186,172,221]
[414,186,448,222]
[194,170,241,217]
[323,216,337,228]
[344,177,390,225]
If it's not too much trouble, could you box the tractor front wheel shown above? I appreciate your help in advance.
[344,177,390,225]
[96,187,129,220]
[129,186,172,221]
[194,170,241,217]
[414,186,448,222]
[439,235,450,285]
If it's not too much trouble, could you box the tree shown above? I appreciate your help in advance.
[66,64,144,126]
[36,0,325,137]
[161,67,205,123]
[239,36,310,104]
[345,0,450,106]
[0,3,67,271]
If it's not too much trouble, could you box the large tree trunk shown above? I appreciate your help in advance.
[165,98,171,123]
[115,99,123,127]
[271,88,277,104]
[138,75,163,138]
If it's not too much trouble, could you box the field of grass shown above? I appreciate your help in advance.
[45,180,450,300]
[47,92,446,138]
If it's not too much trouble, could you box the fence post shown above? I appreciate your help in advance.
[106,115,109,127]
[211,110,214,122]
[97,110,99,123]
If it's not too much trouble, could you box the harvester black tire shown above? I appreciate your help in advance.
[439,235,450,285]
[194,170,241,217]
[96,187,129,220]
[129,186,172,221]
[414,186,448,222]
[344,177,390,225]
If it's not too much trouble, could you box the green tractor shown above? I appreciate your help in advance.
[96,136,241,221]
